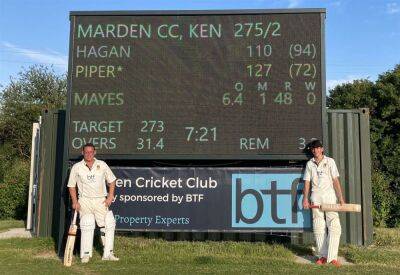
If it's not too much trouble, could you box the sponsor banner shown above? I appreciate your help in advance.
[110,167,311,231]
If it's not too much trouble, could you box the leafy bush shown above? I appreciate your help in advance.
[0,155,30,219]
[328,64,400,227]
[371,170,393,227]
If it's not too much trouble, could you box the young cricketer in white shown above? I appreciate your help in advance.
[302,140,345,267]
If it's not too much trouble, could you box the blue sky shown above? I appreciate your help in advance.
[0,0,399,91]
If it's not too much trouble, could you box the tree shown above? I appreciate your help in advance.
[0,66,66,219]
[327,79,375,110]
[327,64,400,226]
[0,65,66,158]
[373,65,400,226]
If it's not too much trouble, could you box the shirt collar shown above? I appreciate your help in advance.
[81,157,98,167]
[312,155,326,165]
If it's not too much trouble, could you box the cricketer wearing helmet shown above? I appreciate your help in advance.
[67,143,119,263]
[302,140,345,267]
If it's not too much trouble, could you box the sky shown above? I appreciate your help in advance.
[0,0,399,91]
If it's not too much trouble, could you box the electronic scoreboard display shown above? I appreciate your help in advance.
[67,10,326,159]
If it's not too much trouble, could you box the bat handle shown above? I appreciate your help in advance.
[72,210,78,225]
[309,205,320,209]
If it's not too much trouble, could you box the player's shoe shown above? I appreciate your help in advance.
[316,257,327,265]
[102,253,119,261]
[329,259,341,267]
[81,256,90,263]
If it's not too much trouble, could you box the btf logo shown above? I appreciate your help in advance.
[87,174,95,182]
[231,173,311,229]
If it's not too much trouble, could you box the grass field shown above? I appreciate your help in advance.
[0,223,399,274]
[0,220,24,233]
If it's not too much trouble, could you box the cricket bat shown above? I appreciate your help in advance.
[63,210,78,267]
[310,203,361,212]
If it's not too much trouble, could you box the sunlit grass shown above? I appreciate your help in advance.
[0,220,24,233]
[0,221,399,274]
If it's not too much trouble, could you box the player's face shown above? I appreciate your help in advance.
[311,146,324,158]
[82,146,96,162]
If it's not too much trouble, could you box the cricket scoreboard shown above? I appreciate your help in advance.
[67,9,326,159]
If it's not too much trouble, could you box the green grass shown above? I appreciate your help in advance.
[0,224,399,274]
[0,220,24,233]
[373,227,400,246]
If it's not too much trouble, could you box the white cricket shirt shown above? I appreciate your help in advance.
[67,158,116,198]
[303,156,340,196]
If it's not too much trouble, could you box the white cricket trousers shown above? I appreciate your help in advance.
[311,193,341,262]
[79,197,108,226]
[78,197,116,259]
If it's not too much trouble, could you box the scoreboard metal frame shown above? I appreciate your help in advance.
[66,9,327,160]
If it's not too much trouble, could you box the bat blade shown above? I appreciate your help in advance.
[63,234,76,267]
[311,203,361,212]
[63,210,78,267]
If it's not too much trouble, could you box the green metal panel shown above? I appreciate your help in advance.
[327,109,372,245]
[222,233,236,241]
[51,110,66,245]
[40,108,372,246]
[35,110,65,239]
[37,110,56,237]
[329,111,363,245]
[192,232,206,241]
[359,109,373,245]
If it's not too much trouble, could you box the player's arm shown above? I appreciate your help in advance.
[302,180,311,209]
[104,180,116,207]
[67,167,80,211]
[302,163,311,209]
[332,177,345,205]
[68,187,80,211]
[104,164,117,207]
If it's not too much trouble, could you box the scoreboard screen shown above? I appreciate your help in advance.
[67,9,326,159]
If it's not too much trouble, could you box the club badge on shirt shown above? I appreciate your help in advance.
[317,163,328,177]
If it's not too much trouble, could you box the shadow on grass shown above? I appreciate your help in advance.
[194,255,216,264]
[113,231,317,260]
[285,243,313,256]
